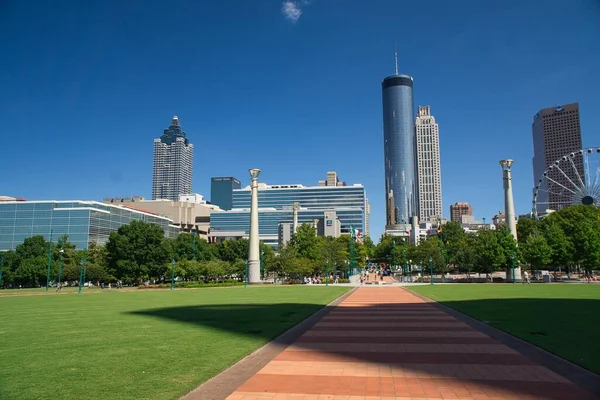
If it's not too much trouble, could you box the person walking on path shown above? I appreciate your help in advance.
[522,270,531,284]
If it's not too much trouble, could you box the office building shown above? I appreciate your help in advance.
[415,106,443,222]
[210,177,241,210]
[450,202,473,223]
[104,194,222,239]
[152,116,194,201]
[532,103,583,214]
[364,199,370,237]
[0,200,179,251]
[209,172,367,247]
[318,171,347,187]
[382,70,418,230]
[278,210,342,247]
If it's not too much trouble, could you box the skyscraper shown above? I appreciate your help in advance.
[532,103,583,214]
[211,177,241,211]
[152,116,194,201]
[382,70,417,229]
[415,106,443,222]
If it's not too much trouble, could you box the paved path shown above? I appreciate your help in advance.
[222,287,598,400]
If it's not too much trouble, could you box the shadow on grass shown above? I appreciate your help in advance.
[129,298,600,400]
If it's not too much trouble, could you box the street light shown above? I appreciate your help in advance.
[0,251,5,288]
[408,259,412,282]
[58,249,64,287]
[511,253,516,284]
[260,248,264,280]
[45,229,53,291]
[78,251,87,294]
[171,257,175,290]
[429,257,434,285]
[392,241,396,272]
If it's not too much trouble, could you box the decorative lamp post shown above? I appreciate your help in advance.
[500,159,521,282]
[82,250,88,290]
[58,249,64,287]
[392,240,396,272]
[245,259,249,288]
[46,229,53,291]
[403,242,407,282]
[260,248,264,280]
[0,252,5,287]
[78,252,86,294]
[171,257,175,290]
[248,168,261,283]
[429,257,434,285]
[325,261,329,287]
[409,259,412,282]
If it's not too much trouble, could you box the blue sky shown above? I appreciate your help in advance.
[1,0,599,240]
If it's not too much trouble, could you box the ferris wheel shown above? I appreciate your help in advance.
[532,147,600,218]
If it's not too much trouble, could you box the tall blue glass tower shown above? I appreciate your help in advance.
[382,74,418,228]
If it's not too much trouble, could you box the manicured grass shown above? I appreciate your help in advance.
[0,286,350,400]
[410,284,600,374]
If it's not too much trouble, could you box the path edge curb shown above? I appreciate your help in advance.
[181,287,357,400]
[406,288,600,398]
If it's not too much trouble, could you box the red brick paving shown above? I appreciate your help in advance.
[223,287,599,400]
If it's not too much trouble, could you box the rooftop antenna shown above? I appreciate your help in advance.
[394,42,399,75]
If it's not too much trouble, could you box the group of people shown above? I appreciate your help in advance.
[303,274,339,284]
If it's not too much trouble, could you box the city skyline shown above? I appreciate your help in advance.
[1,1,599,240]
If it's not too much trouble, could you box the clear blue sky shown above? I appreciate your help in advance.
[1,0,599,240]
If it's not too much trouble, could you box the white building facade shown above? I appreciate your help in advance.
[152,116,194,201]
[415,106,443,222]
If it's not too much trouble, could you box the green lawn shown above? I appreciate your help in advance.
[0,286,350,400]
[410,284,600,374]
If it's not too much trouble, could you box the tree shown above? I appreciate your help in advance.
[283,257,314,279]
[320,236,347,274]
[496,225,520,272]
[413,237,445,274]
[105,220,170,283]
[12,236,52,287]
[441,221,467,267]
[216,239,248,262]
[453,233,477,275]
[168,233,216,261]
[542,222,574,272]
[362,236,376,260]
[521,234,552,270]
[288,224,322,261]
[517,216,538,244]
[544,205,600,273]
[473,229,505,276]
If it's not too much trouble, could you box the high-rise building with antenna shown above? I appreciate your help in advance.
[152,116,194,201]
[382,51,418,230]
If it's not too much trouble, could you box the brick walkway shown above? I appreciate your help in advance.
[223,287,599,400]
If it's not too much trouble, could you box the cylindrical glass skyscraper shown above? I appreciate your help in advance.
[382,74,418,228]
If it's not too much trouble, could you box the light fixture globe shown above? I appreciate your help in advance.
[249,168,261,179]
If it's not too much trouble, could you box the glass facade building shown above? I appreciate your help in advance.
[382,74,418,228]
[210,177,241,210]
[210,184,366,247]
[0,201,179,251]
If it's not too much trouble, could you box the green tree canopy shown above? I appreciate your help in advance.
[105,220,170,283]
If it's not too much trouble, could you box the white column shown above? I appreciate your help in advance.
[248,168,261,283]
[500,159,521,281]
[292,202,299,234]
